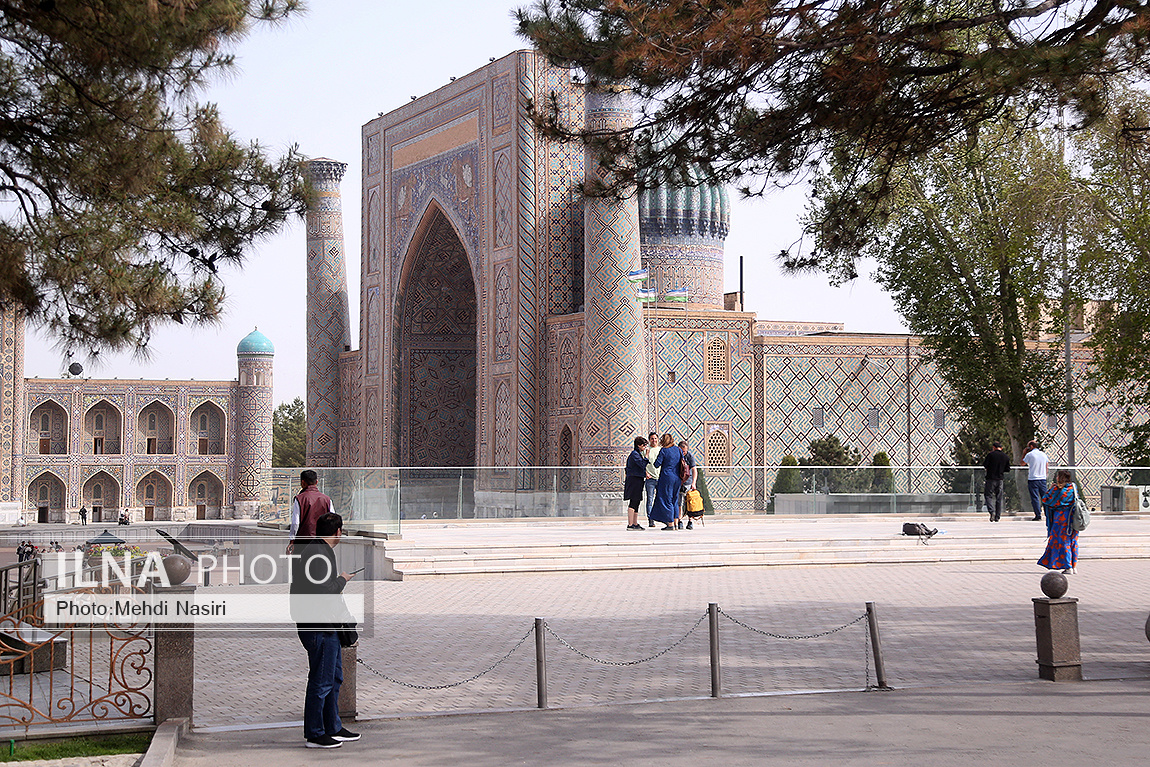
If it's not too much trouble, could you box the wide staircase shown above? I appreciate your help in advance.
[380,514,1150,578]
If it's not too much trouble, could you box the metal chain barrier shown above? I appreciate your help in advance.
[543,611,709,666]
[356,624,535,690]
[717,607,867,640]
[864,621,873,690]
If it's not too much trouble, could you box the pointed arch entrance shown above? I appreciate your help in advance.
[396,207,477,467]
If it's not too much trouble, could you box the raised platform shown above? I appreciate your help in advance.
[380,513,1150,578]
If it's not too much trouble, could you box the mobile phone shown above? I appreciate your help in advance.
[348,566,366,575]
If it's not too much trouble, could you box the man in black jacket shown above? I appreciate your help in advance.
[983,441,1011,522]
[290,512,359,749]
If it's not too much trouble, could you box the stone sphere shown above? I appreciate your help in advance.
[1040,571,1069,599]
[162,554,193,586]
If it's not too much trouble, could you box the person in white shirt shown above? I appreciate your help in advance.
[1022,441,1050,531]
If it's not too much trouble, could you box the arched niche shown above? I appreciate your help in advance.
[395,205,477,467]
[136,470,173,521]
[29,400,68,455]
[188,471,224,520]
[137,401,175,455]
[83,399,123,455]
[190,401,226,455]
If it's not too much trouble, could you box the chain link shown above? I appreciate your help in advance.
[356,624,535,690]
[864,620,872,690]
[543,611,708,666]
[717,607,867,640]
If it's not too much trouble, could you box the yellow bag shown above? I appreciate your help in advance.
[685,489,704,514]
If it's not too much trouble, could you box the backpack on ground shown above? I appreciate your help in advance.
[902,522,938,540]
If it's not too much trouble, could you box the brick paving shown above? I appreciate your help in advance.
[193,557,1150,727]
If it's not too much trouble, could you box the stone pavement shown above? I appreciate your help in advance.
[177,678,1150,766]
[192,555,1150,727]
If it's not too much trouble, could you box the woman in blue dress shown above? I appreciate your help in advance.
[651,433,683,531]
[1038,469,1079,574]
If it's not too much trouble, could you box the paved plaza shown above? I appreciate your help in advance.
[192,541,1150,726]
[179,517,1150,766]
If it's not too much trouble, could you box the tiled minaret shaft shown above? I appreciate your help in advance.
[581,90,649,482]
[304,158,350,467]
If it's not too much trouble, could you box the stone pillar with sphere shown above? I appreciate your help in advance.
[580,89,649,490]
[303,158,351,468]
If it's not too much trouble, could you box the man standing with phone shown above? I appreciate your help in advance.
[291,512,360,749]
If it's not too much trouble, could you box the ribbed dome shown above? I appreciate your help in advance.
[638,173,730,243]
[237,328,274,356]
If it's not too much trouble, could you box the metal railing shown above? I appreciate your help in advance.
[260,464,1145,535]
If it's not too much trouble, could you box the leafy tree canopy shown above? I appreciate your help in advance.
[272,396,305,468]
[0,0,307,355]
[517,0,1150,260]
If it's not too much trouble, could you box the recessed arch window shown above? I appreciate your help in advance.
[94,413,104,431]
[197,483,206,499]
[148,413,157,432]
[40,413,49,433]
[705,337,730,383]
[145,484,155,500]
[38,485,48,501]
[200,413,208,432]
[93,483,103,500]
[705,429,730,475]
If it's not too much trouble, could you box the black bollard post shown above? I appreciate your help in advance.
[535,618,547,708]
[866,602,889,689]
[709,603,721,698]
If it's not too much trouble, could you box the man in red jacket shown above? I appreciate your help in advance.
[290,470,334,540]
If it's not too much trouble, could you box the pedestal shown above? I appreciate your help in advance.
[1033,597,1082,681]
[154,585,196,722]
[339,643,357,721]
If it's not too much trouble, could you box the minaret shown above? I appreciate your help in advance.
[234,328,274,518]
[580,89,649,484]
[303,158,350,467]
[0,307,23,503]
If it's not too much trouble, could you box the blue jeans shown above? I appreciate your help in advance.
[644,478,658,521]
[1028,479,1048,529]
[298,630,342,740]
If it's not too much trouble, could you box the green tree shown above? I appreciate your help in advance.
[800,434,867,493]
[517,0,1150,262]
[272,397,305,468]
[0,1,306,355]
[768,454,802,511]
[807,117,1076,459]
[871,452,895,494]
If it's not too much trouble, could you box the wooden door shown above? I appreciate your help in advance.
[37,507,48,523]
[144,505,154,522]
[196,504,207,520]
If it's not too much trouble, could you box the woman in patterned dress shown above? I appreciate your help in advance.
[1038,469,1079,574]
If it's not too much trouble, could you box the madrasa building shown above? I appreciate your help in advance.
[0,316,273,523]
[303,50,1119,513]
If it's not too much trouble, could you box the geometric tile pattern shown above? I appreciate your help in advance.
[398,211,477,467]
[234,355,273,502]
[494,263,511,362]
[580,90,649,487]
[12,370,252,520]
[493,152,512,248]
[0,308,24,501]
[304,159,351,467]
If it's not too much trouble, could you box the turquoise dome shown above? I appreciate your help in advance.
[237,328,274,356]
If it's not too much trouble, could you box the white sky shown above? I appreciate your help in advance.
[22,1,907,406]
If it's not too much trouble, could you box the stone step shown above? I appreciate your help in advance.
[388,536,1150,577]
